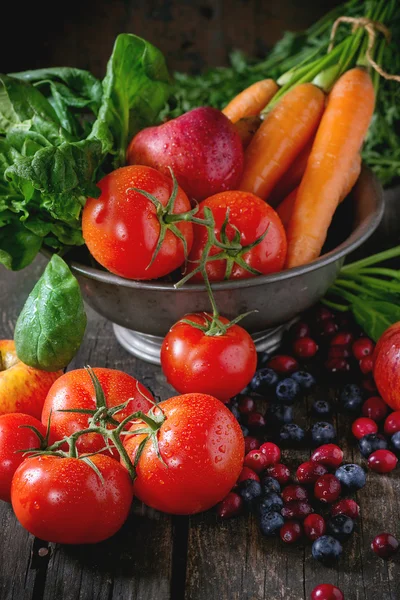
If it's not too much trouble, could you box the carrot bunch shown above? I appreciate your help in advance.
[220,0,398,269]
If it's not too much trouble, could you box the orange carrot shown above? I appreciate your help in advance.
[239,84,325,201]
[234,115,262,149]
[222,79,279,123]
[286,68,375,268]
[268,137,314,208]
[277,154,362,230]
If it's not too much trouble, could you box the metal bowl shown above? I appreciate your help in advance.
[66,167,384,363]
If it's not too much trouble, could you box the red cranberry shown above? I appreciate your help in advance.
[216,492,243,519]
[362,396,388,422]
[330,331,354,347]
[368,449,398,473]
[282,484,308,503]
[266,463,291,485]
[311,444,343,468]
[259,442,281,466]
[331,499,360,519]
[243,450,268,473]
[297,461,328,484]
[352,417,378,439]
[320,320,338,337]
[238,396,256,414]
[384,411,400,435]
[352,337,375,360]
[328,346,351,359]
[311,584,344,600]
[315,306,333,322]
[237,467,260,483]
[359,356,373,374]
[314,474,341,503]
[267,355,299,375]
[371,533,399,559]
[304,513,326,541]
[361,377,377,393]
[281,500,313,520]
[280,520,303,543]
[291,321,311,339]
[244,436,261,454]
[324,358,350,373]
[247,412,266,428]
[293,337,318,358]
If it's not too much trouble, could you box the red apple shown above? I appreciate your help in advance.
[127,107,244,201]
[0,340,62,419]
[373,323,400,411]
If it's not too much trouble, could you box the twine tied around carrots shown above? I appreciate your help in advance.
[328,16,400,82]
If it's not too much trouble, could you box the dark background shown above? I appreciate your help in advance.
[1,0,342,77]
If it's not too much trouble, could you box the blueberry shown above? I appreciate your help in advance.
[240,424,249,437]
[391,431,400,453]
[311,421,336,446]
[259,510,285,536]
[275,378,300,405]
[291,371,316,390]
[238,480,262,507]
[257,493,283,515]
[358,433,388,458]
[340,384,363,412]
[251,368,279,393]
[312,535,343,563]
[312,399,332,417]
[260,475,281,494]
[327,515,355,542]
[335,464,366,492]
[279,423,305,444]
[266,403,293,425]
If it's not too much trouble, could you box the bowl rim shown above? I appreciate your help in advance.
[62,166,384,292]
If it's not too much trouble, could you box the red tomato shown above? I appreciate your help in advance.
[124,393,244,514]
[11,454,133,544]
[82,165,193,280]
[0,413,46,503]
[186,190,287,281]
[160,313,257,402]
[41,368,154,457]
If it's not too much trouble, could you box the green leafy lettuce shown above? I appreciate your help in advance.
[0,34,171,270]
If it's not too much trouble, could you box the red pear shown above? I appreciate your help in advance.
[127,107,244,201]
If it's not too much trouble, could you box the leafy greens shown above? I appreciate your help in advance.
[0,34,171,270]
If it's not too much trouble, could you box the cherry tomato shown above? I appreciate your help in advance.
[160,313,257,402]
[186,191,287,281]
[0,413,47,503]
[82,165,193,280]
[124,393,244,514]
[42,368,154,457]
[11,454,133,544]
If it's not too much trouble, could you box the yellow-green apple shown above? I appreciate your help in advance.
[0,340,62,419]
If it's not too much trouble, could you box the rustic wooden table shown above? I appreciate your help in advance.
[1,199,400,599]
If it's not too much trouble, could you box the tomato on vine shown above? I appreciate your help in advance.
[82,165,194,280]
[0,413,47,503]
[161,313,257,402]
[124,393,244,515]
[11,454,133,544]
[185,190,287,282]
[41,367,155,457]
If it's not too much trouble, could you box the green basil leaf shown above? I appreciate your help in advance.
[90,33,171,167]
[0,74,68,144]
[5,138,103,223]
[0,220,43,270]
[14,254,87,371]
